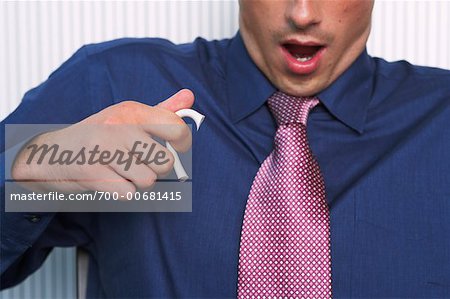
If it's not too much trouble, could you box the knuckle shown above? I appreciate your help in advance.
[147,173,157,186]
[102,114,123,125]
[103,101,140,124]
[117,100,139,111]
[137,172,157,189]
[158,150,175,174]
[172,124,190,142]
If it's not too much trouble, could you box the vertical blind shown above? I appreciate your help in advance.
[1,1,449,298]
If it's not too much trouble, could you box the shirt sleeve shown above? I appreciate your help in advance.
[1,46,96,289]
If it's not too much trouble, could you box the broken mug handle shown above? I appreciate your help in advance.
[165,108,205,182]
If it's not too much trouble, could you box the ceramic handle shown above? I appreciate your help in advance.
[165,109,205,182]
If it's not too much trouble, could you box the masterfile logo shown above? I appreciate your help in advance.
[4,124,194,212]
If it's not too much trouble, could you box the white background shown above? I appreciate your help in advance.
[1,1,449,298]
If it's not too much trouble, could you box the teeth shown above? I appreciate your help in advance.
[295,55,313,62]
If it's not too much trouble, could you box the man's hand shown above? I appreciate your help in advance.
[11,89,195,196]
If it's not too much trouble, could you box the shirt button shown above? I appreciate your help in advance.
[25,214,41,223]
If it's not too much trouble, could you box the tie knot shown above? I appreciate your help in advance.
[267,91,319,126]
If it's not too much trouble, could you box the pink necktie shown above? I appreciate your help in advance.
[237,92,332,298]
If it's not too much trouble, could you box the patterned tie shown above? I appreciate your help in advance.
[237,92,332,298]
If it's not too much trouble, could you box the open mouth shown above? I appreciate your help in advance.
[282,43,324,62]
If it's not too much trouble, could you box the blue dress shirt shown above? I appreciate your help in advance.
[1,32,450,298]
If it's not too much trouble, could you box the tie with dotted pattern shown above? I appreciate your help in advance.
[237,92,332,298]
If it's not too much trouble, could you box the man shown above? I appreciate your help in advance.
[1,0,450,298]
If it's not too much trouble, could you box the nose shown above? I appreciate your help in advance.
[286,0,321,30]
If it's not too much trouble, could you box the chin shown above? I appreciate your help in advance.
[277,81,322,98]
[270,67,318,94]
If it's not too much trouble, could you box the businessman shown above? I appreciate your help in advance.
[2,0,450,298]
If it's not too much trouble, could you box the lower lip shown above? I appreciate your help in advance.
[280,46,325,75]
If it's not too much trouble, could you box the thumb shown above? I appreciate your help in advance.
[156,89,195,112]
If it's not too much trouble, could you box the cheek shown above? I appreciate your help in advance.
[240,2,284,33]
[240,6,263,36]
[350,2,373,28]
[336,5,372,44]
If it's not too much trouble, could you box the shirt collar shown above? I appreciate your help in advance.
[226,31,375,134]
[226,31,276,123]
[317,48,375,134]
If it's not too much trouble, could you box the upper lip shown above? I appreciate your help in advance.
[281,38,325,47]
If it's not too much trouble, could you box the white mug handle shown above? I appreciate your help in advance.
[165,108,205,182]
